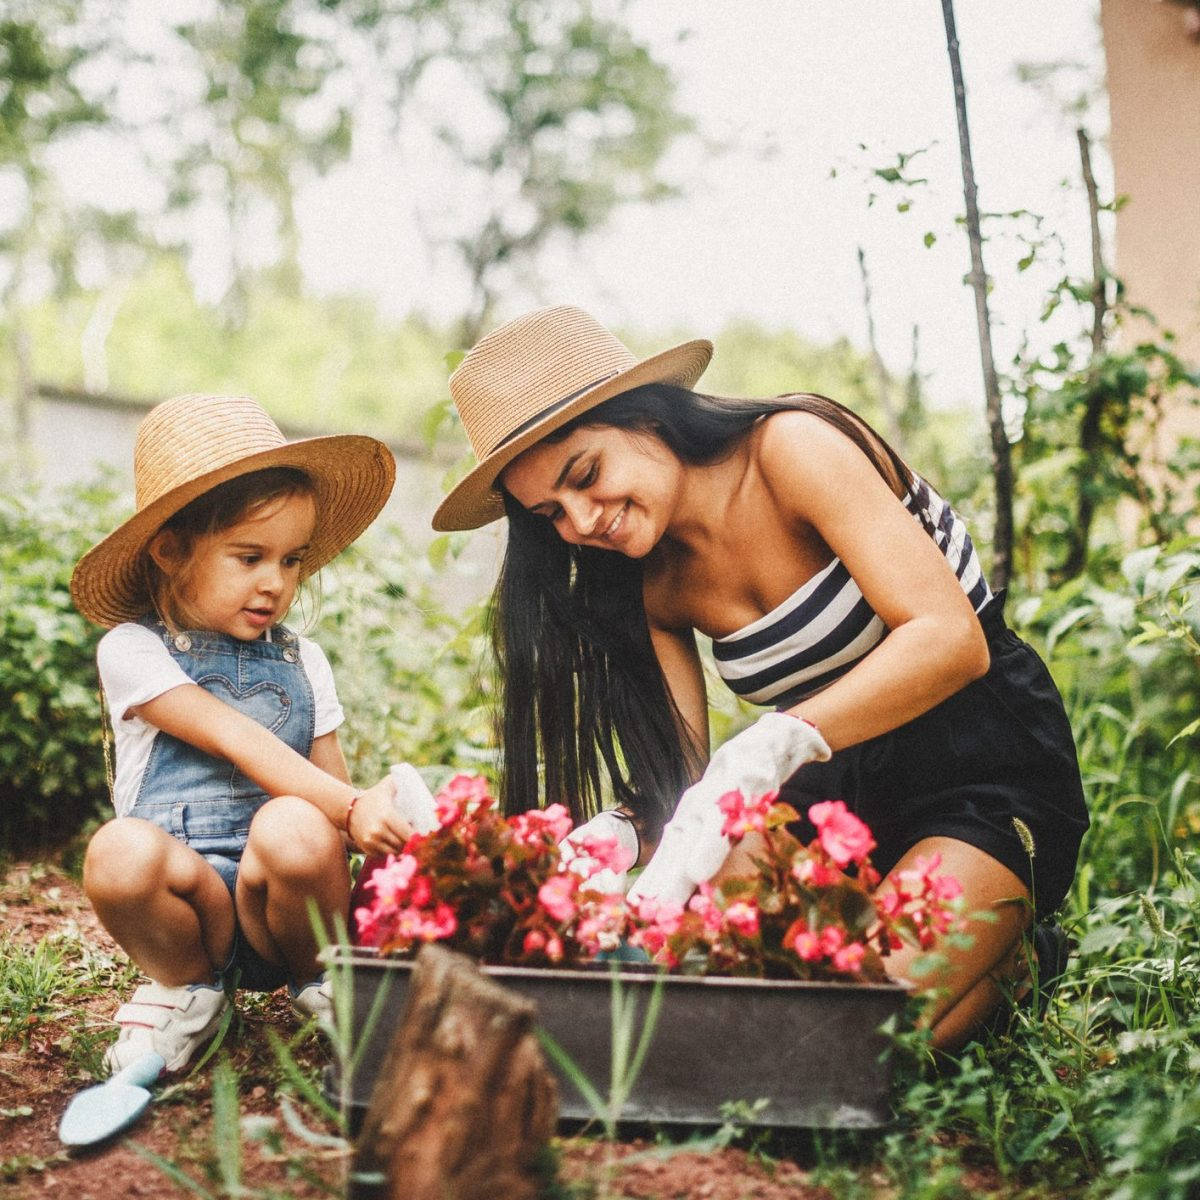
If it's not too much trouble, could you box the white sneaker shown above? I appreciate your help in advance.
[104,981,229,1075]
[288,975,334,1032]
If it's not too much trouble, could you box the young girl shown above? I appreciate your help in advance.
[433,305,1089,1049]
[71,393,417,1074]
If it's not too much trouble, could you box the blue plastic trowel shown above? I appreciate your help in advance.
[59,1052,165,1148]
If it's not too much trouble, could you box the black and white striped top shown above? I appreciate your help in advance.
[711,476,992,708]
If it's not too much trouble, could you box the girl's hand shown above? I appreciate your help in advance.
[347,776,413,856]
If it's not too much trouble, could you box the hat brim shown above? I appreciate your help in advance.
[71,435,396,628]
[432,338,713,531]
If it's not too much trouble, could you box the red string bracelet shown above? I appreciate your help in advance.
[344,793,362,843]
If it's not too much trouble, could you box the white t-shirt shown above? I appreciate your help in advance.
[98,622,344,817]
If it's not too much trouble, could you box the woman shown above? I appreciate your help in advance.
[433,304,1088,1048]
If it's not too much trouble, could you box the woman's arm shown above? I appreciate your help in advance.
[133,687,409,853]
[756,411,990,751]
[648,621,710,771]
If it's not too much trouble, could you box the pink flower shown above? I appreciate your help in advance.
[931,873,964,902]
[569,835,635,879]
[832,941,866,973]
[631,897,684,936]
[354,904,384,947]
[791,852,840,889]
[545,934,564,963]
[364,854,419,906]
[574,893,626,954]
[537,872,579,923]
[808,800,876,868]
[419,903,457,941]
[724,899,760,938]
[783,919,822,962]
[512,804,574,848]
[818,925,845,956]
[718,789,776,839]
[523,929,547,955]
[687,884,725,935]
[434,774,494,826]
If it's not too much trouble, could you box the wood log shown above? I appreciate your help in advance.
[351,944,559,1200]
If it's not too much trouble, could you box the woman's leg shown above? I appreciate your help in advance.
[880,836,1031,1050]
[715,830,1031,1050]
[236,795,351,983]
[83,817,235,985]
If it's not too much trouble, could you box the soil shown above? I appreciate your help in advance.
[0,861,912,1200]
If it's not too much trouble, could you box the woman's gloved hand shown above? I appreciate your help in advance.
[627,713,831,908]
[558,809,640,894]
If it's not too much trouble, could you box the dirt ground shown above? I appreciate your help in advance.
[0,862,846,1200]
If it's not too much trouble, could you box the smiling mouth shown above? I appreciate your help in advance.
[604,502,629,540]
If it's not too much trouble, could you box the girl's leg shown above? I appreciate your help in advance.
[880,836,1030,1050]
[83,817,235,986]
[236,795,350,984]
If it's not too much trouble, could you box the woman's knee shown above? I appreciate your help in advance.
[83,818,173,903]
[245,796,343,884]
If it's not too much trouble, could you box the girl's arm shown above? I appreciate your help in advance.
[756,411,990,751]
[132,687,410,854]
[309,730,351,784]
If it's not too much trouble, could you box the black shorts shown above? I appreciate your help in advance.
[778,592,1089,918]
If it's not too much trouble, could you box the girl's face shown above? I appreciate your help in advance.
[502,424,682,558]
[153,492,317,639]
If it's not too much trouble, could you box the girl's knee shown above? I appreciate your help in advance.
[83,818,170,902]
[246,796,343,882]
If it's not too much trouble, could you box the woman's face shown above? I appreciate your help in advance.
[502,424,682,557]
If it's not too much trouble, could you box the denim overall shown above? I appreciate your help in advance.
[126,617,315,989]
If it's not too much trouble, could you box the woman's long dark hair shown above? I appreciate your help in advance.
[490,385,924,834]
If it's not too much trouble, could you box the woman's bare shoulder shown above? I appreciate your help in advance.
[751,408,905,507]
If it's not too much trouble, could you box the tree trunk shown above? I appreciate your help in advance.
[1055,126,1111,583]
[350,945,558,1200]
[856,245,906,452]
[940,0,1013,591]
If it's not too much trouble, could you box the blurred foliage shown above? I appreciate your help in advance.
[306,530,495,787]
[13,258,456,437]
[0,478,117,851]
[1011,544,1200,902]
[3,256,971,461]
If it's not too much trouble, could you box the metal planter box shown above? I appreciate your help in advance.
[324,946,907,1130]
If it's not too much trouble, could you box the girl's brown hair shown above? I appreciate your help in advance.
[144,466,316,632]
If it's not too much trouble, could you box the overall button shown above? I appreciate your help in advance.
[173,633,192,652]
[283,648,298,663]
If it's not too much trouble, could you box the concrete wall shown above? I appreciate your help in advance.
[18,388,503,611]
[1102,0,1200,368]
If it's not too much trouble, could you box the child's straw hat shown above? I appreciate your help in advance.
[71,394,396,628]
[432,305,712,531]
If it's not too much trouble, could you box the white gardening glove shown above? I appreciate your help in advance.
[557,810,640,894]
[388,763,439,835]
[627,713,831,908]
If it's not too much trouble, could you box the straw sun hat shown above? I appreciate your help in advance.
[71,394,396,628]
[432,305,713,531]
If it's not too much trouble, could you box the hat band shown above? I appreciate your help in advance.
[490,370,620,452]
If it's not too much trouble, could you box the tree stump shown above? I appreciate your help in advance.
[350,944,559,1200]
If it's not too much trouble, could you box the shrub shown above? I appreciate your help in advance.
[0,478,120,852]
